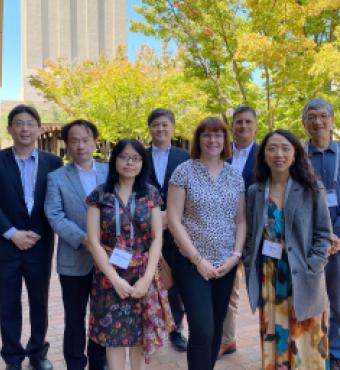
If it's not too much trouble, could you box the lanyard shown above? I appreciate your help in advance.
[115,193,136,240]
[263,178,292,234]
[305,141,339,187]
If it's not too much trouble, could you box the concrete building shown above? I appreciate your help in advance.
[21,0,127,101]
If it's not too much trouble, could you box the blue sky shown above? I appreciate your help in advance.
[0,0,162,100]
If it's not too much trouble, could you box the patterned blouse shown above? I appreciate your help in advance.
[169,159,244,267]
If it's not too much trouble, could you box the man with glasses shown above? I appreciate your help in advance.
[147,108,189,352]
[302,98,340,370]
[0,105,62,370]
[45,120,107,370]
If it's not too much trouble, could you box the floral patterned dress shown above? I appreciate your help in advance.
[86,184,174,362]
[260,199,329,370]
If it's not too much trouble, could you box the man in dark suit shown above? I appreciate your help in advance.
[147,108,189,352]
[219,105,258,358]
[0,105,62,370]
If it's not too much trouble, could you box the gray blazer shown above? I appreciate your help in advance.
[243,179,332,321]
[44,161,108,276]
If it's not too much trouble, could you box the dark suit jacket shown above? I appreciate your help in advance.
[0,147,62,262]
[228,142,258,190]
[147,146,189,247]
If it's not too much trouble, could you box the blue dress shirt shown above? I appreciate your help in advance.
[3,148,38,239]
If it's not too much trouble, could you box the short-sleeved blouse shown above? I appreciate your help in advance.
[169,159,245,267]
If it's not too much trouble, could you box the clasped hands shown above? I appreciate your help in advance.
[11,230,41,250]
[113,275,151,300]
[197,255,240,280]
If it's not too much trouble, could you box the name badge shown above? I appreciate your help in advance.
[109,248,133,269]
[262,239,283,260]
[326,190,338,208]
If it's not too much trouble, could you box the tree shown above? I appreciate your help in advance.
[29,47,210,143]
[132,0,340,137]
[0,113,10,146]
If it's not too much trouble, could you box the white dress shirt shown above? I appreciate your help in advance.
[151,144,171,187]
[75,161,97,196]
[231,142,255,174]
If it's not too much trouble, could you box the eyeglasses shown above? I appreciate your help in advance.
[117,154,143,163]
[200,133,225,140]
[305,113,331,123]
[12,120,39,129]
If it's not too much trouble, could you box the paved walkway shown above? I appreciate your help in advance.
[0,265,261,370]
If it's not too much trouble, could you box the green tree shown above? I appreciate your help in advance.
[132,0,340,137]
[29,47,210,142]
[0,112,10,142]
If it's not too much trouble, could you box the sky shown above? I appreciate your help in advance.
[0,0,162,100]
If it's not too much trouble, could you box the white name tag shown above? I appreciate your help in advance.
[262,239,283,260]
[109,248,133,269]
[326,190,338,208]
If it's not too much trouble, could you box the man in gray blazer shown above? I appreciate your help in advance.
[45,120,107,370]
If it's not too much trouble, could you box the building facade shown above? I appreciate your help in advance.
[21,0,127,101]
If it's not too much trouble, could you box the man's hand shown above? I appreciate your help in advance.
[27,230,41,241]
[82,236,91,249]
[329,234,340,255]
[10,230,40,250]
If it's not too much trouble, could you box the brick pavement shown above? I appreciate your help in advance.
[0,265,261,370]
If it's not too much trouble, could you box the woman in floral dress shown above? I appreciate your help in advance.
[244,129,332,370]
[86,139,173,370]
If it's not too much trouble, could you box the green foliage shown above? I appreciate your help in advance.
[29,47,210,142]
[0,112,10,142]
[132,0,340,138]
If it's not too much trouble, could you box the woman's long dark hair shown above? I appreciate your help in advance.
[256,129,319,193]
[104,139,149,196]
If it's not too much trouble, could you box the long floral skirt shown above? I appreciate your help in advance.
[259,254,329,370]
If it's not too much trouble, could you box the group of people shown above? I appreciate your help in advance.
[0,98,339,370]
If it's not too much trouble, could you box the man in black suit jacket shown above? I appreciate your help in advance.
[219,105,258,358]
[147,108,189,352]
[0,105,62,370]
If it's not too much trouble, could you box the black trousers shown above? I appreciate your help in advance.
[173,249,236,370]
[59,271,106,370]
[0,257,51,365]
[163,240,185,331]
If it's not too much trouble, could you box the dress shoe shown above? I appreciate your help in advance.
[29,358,53,370]
[5,364,22,370]
[169,331,188,352]
[331,355,340,370]
[218,340,236,359]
